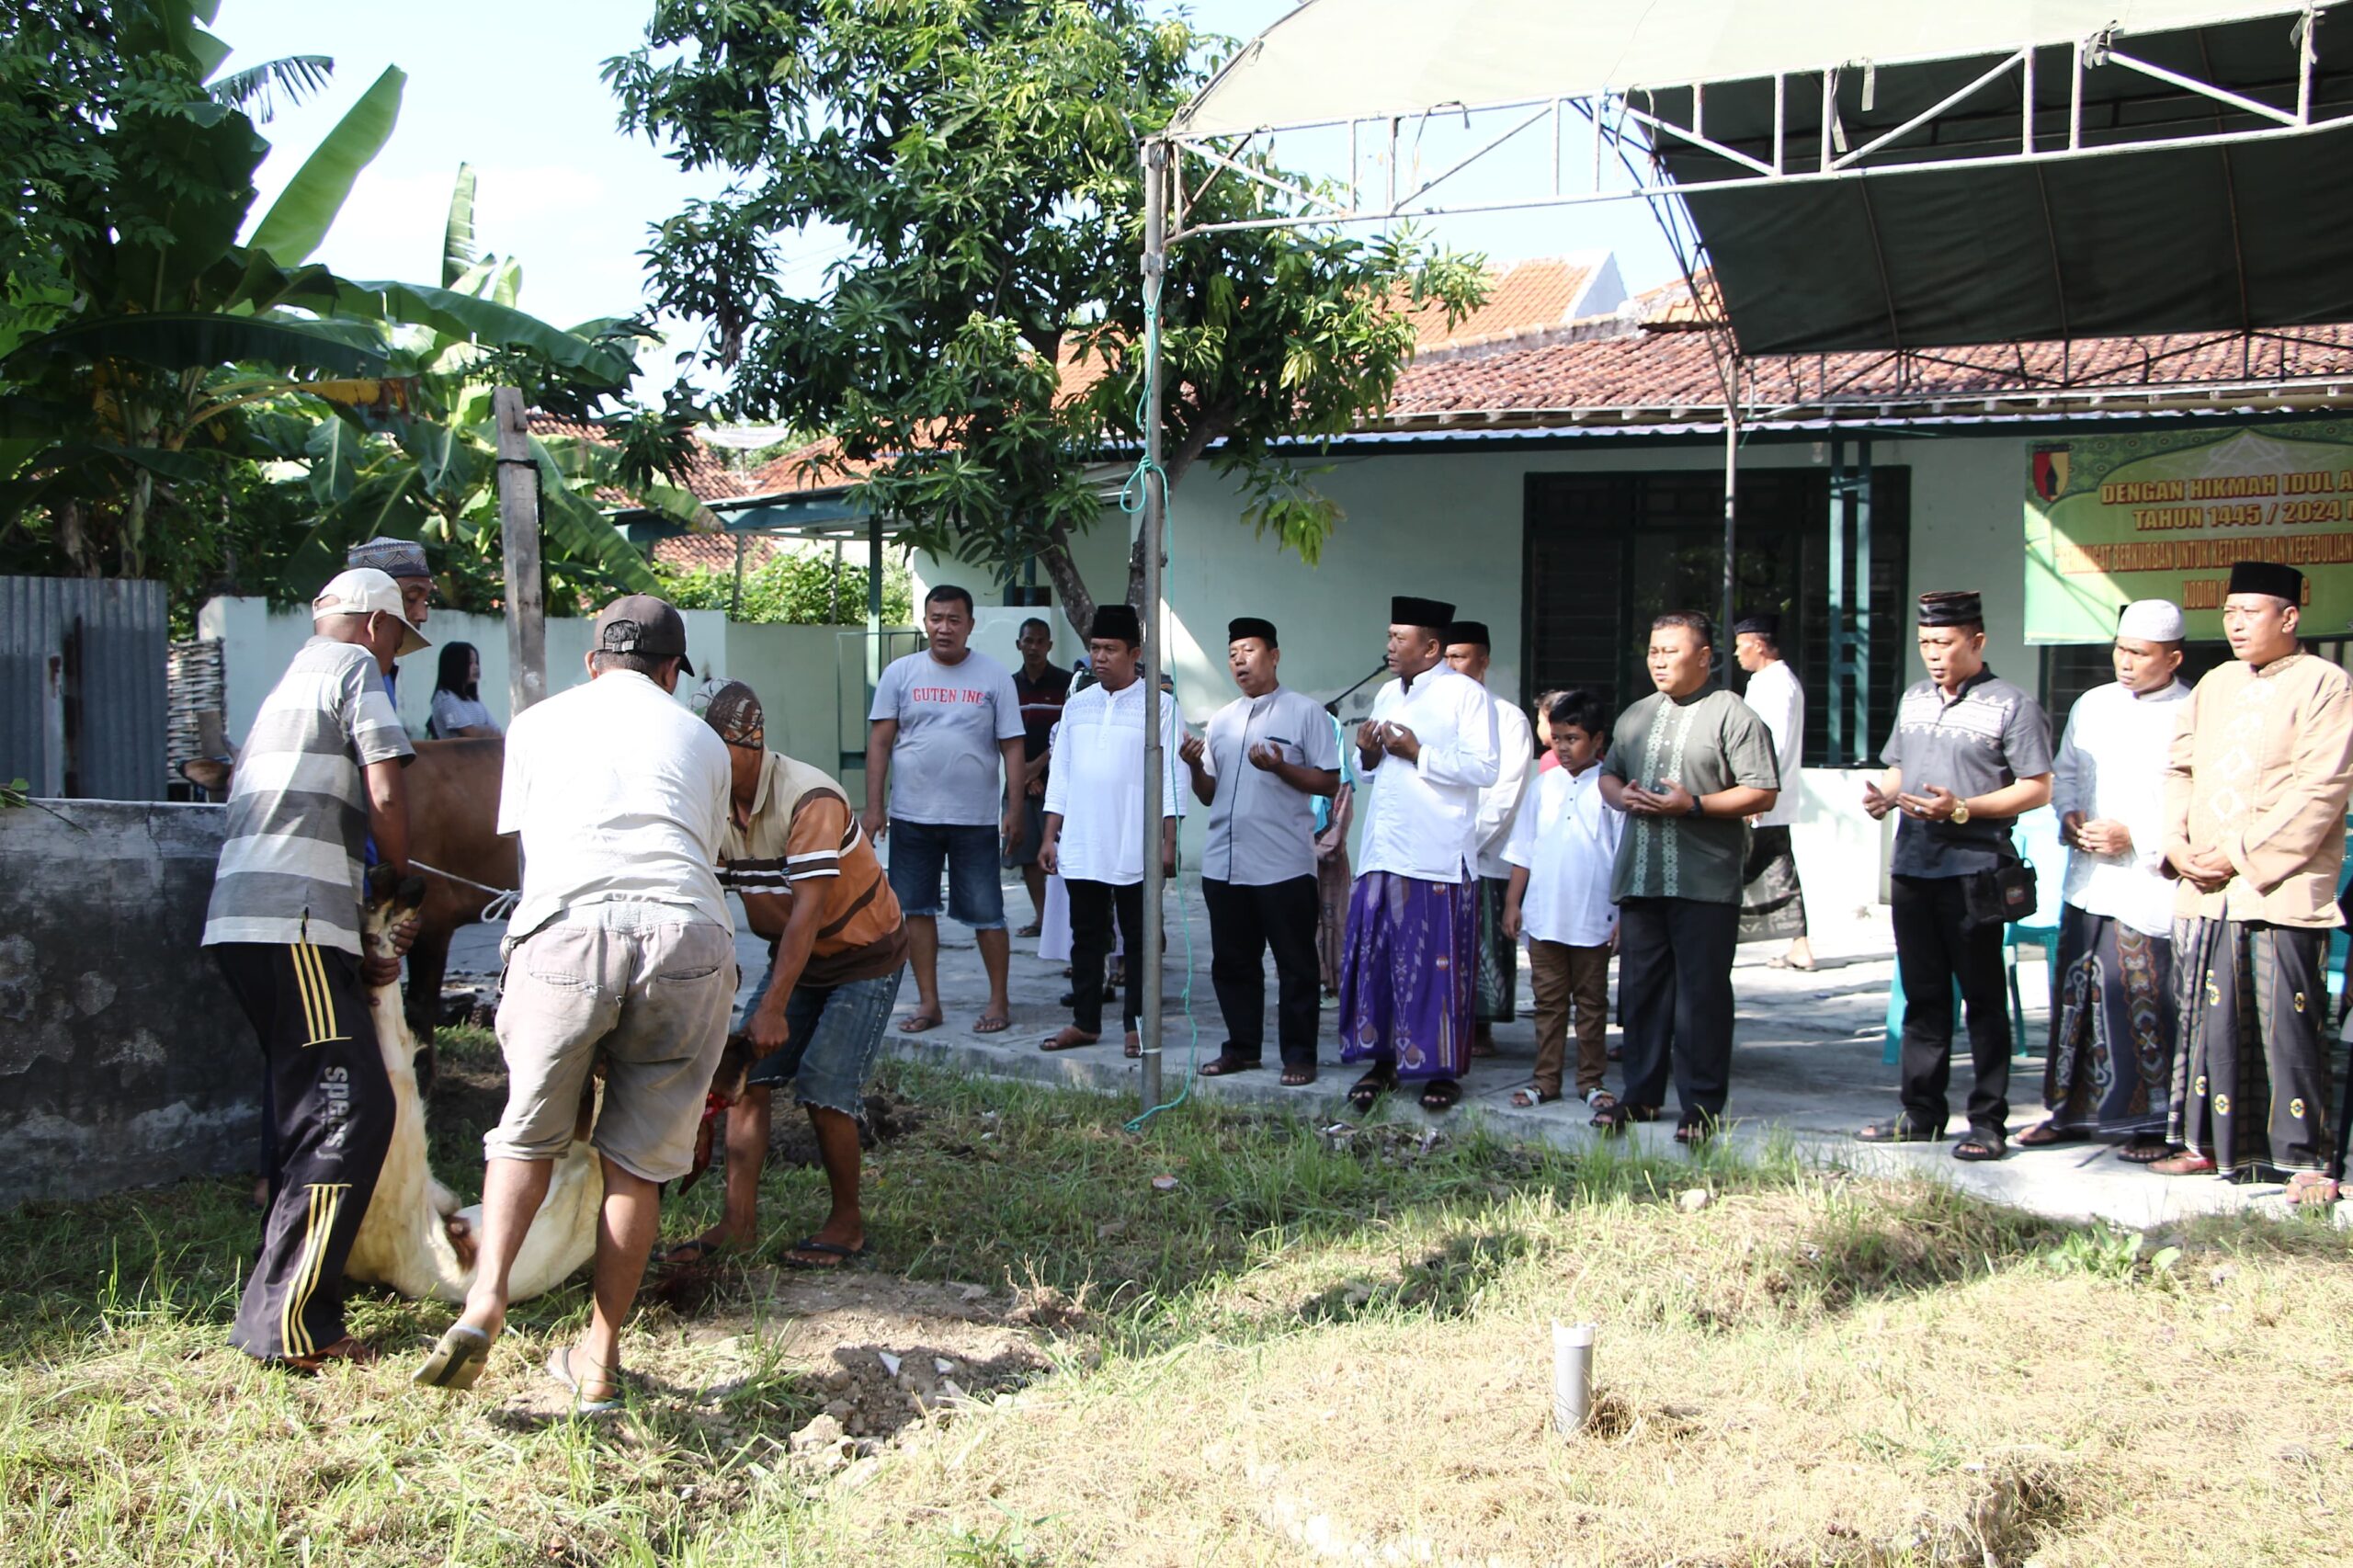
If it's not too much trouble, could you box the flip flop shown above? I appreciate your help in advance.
[1279,1065,1318,1086]
[657,1236,736,1267]
[2016,1120,2086,1147]
[897,1011,945,1035]
[973,1013,1013,1034]
[547,1346,622,1415]
[273,1335,379,1376]
[1198,1051,1263,1076]
[1016,923,1042,938]
[2115,1141,2176,1165]
[412,1323,495,1392]
[1040,1029,1099,1051]
[782,1236,871,1270]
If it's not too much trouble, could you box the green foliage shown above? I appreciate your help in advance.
[0,6,695,616]
[654,545,912,625]
[608,0,1486,634]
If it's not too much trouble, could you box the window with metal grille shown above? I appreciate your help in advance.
[1522,466,1910,766]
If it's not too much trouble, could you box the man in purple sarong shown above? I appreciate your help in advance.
[1339,595,1501,1115]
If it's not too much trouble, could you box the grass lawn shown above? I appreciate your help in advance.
[3,1027,2349,1565]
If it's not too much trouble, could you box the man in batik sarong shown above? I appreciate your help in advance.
[1597,611,1780,1145]
[2019,599,2189,1163]
[1733,613,1812,968]
[1444,621,1532,1061]
[1339,596,1500,1116]
[2156,561,2353,1205]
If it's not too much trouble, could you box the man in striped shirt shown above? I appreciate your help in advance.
[667,680,909,1269]
[203,568,423,1370]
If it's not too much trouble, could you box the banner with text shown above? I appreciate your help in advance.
[2024,420,2353,642]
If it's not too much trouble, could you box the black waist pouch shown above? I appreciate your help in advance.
[1961,858,2039,929]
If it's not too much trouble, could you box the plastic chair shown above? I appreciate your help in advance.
[1881,807,2063,1065]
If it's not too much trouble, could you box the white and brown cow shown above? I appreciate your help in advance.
[342,873,601,1304]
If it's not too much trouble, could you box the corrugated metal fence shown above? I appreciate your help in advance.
[0,576,167,801]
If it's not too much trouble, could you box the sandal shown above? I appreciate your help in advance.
[1510,1084,1562,1108]
[2115,1140,2176,1165]
[1953,1129,2006,1162]
[657,1236,737,1267]
[1856,1114,1947,1144]
[782,1235,872,1269]
[412,1323,495,1392]
[1583,1088,1620,1123]
[1123,1032,1141,1059]
[2016,1120,2085,1147]
[274,1335,378,1376]
[547,1346,622,1415]
[1592,1100,1658,1137]
[1198,1050,1263,1077]
[1418,1078,1462,1113]
[1279,1064,1318,1086]
[2285,1171,2342,1207]
[2149,1150,2218,1176]
[1346,1065,1395,1113]
[1674,1116,1716,1147]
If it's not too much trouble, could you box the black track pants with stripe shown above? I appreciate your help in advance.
[211,941,395,1361]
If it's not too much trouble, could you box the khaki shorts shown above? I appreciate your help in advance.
[486,906,735,1183]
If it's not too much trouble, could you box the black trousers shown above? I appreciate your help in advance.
[1616,896,1739,1124]
[1068,879,1145,1035]
[212,942,395,1361]
[1202,874,1322,1067]
[1890,873,2013,1134]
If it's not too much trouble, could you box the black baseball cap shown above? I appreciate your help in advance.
[593,594,695,675]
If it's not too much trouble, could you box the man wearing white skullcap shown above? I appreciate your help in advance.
[2019,599,2190,1163]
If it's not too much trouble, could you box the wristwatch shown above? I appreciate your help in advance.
[1950,800,1972,824]
[1686,794,1705,818]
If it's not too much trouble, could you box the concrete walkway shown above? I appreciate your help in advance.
[448,876,2347,1233]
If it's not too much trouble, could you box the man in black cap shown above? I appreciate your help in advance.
[1180,617,1341,1085]
[1337,595,1500,1114]
[1038,603,1184,1056]
[2155,561,2352,1204]
[1859,589,2053,1161]
[1733,612,1812,970]
[1443,620,1533,1056]
[415,593,735,1406]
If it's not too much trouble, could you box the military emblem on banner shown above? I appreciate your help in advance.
[2031,445,2071,503]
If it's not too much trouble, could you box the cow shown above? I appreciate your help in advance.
[342,870,602,1304]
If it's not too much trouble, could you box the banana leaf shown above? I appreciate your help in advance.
[530,437,660,596]
[2,313,391,377]
[247,66,407,267]
[335,281,638,387]
[442,165,478,289]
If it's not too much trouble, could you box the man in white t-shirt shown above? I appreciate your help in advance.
[414,595,733,1412]
[864,585,1026,1036]
[1734,612,1811,969]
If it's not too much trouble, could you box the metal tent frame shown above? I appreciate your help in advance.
[1124,0,2353,1111]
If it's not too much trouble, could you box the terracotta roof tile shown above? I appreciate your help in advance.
[652,533,782,573]
[528,414,745,506]
[1404,256,1603,349]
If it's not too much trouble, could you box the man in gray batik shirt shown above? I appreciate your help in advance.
[1181,617,1341,1085]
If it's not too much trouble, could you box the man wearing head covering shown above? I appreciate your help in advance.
[1337,595,1501,1115]
[415,594,734,1404]
[1178,617,1342,1085]
[2019,599,2191,1163]
[664,681,908,1268]
[203,568,423,1369]
[1598,611,1782,1143]
[1733,612,1812,970]
[1038,603,1185,1056]
[1441,620,1533,1057]
[2156,562,2352,1204]
[345,538,434,712]
[1859,590,2054,1161]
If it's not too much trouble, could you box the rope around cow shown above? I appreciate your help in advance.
[408,858,519,924]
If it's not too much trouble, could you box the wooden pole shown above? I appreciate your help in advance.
[493,387,546,716]
[1138,140,1170,1113]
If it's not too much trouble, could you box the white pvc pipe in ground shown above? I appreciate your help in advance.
[1552,1321,1596,1435]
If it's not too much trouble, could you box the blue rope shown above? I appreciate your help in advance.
[1120,268,1199,1133]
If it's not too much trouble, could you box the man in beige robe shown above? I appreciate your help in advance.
[2157,560,2353,1203]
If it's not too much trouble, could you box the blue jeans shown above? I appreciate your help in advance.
[886,819,1006,929]
[740,962,905,1120]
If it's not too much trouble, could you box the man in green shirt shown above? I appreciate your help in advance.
[1598,611,1780,1142]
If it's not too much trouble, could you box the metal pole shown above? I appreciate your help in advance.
[1139,138,1170,1113]
[492,386,545,716]
[1719,361,1739,681]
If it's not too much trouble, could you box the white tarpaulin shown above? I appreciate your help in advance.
[1172,0,2325,136]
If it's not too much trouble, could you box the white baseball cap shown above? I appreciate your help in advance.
[313,568,430,656]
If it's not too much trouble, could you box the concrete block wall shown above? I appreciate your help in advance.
[0,801,254,1207]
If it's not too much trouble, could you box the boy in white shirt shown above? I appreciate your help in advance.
[1502,691,1625,1113]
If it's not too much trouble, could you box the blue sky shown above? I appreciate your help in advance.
[221,0,1684,403]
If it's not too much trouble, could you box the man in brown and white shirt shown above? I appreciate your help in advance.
[2157,560,2353,1203]
[675,680,909,1267]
